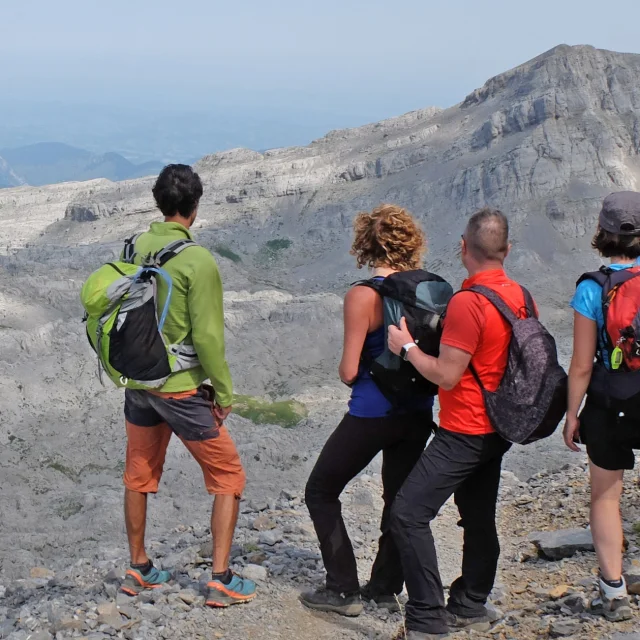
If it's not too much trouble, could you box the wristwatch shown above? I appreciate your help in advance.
[400,342,417,361]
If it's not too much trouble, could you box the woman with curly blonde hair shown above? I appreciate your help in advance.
[301,204,437,617]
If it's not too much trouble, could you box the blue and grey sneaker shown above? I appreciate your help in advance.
[206,573,257,607]
[120,562,172,596]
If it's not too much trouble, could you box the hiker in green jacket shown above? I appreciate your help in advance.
[119,164,257,607]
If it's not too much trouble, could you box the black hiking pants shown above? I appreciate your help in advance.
[391,427,511,635]
[305,411,433,595]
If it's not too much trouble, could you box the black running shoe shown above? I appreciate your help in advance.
[360,582,401,612]
[299,586,363,617]
[402,630,450,640]
[446,610,492,632]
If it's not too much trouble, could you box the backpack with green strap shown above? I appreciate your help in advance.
[81,235,201,389]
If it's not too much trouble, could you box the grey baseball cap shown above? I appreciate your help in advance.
[599,191,640,235]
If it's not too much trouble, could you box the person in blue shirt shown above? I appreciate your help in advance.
[565,191,640,623]
[300,204,436,617]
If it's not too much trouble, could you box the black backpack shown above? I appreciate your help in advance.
[463,285,567,444]
[357,270,454,404]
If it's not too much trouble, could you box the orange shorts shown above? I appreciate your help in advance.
[123,389,246,497]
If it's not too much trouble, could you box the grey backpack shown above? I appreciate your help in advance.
[464,285,567,444]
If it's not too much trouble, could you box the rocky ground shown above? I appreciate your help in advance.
[2,454,640,640]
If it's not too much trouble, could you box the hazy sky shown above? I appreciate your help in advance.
[3,0,640,134]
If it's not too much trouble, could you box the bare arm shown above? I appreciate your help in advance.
[388,317,472,391]
[338,286,378,385]
[563,311,597,451]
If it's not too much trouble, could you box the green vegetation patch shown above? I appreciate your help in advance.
[265,238,292,252]
[214,244,242,263]
[233,394,308,428]
[257,237,293,264]
[46,460,78,482]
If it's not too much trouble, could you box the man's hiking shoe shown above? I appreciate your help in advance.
[402,631,450,640]
[120,565,172,595]
[205,574,257,608]
[446,610,492,632]
[360,582,400,612]
[299,587,363,617]
[590,585,632,621]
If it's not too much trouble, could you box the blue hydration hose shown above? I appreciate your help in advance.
[136,267,173,332]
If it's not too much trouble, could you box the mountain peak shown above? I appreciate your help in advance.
[462,44,640,108]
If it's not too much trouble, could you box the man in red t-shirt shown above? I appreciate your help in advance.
[387,208,531,639]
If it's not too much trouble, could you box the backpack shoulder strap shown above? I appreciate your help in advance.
[605,266,640,291]
[576,268,608,289]
[577,266,640,303]
[350,277,384,293]
[153,239,198,267]
[122,233,143,264]
[468,363,485,390]
[466,285,519,326]
[520,286,538,319]
[463,286,528,392]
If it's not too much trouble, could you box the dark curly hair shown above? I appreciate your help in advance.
[592,226,640,259]
[152,164,203,218]
[351,204,426,271]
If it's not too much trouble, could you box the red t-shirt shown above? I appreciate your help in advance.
[438,269,533,436]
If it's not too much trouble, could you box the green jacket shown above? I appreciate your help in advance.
[129,222,233,407]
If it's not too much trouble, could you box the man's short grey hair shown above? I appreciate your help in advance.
[464,208,509,262]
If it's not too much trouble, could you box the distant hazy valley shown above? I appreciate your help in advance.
[0,142,164,188]
[0,100,380,189]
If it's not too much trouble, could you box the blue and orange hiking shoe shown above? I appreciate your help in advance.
[120,563,172,596]
[205,573,257,607]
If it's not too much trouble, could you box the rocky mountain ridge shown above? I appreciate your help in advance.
[1,45,638,299]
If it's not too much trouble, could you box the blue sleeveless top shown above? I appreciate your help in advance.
[347,278,434,418]
[348,326,393,417]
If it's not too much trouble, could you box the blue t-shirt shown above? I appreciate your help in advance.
[570,259,640,368]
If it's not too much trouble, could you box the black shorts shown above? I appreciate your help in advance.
[579,400,640,471]
[124,388,218,441]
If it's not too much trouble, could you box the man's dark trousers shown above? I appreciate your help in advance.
[391,427,511,635]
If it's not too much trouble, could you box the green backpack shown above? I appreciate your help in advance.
[81,235,201,389]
